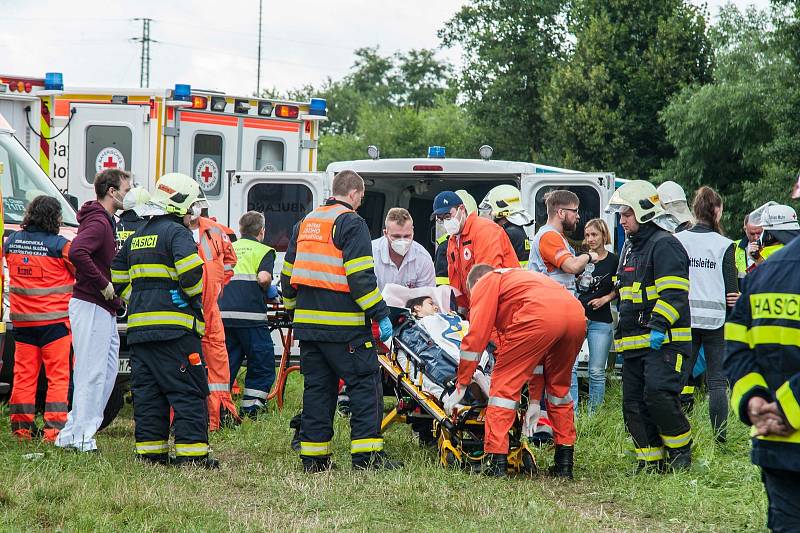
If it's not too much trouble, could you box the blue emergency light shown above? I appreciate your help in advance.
[173,84,192,102]
[427,146,446,158]
[309,98,327,116]
[44,72,63,91]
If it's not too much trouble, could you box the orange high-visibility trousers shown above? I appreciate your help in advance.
[484,312,585,453]
[9,330,71,441]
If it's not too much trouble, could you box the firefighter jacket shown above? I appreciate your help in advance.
[614,223,692,356]
[111,215,206,344]
[219,236,275,327]
[503,223,530,268]
[116,210,148,244]
[281,199,389,343]
[725,237,800,472]
[4,226,75,327]
[447,213,520,310]
[434,234,449,286]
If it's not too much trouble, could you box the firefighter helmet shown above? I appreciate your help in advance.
[455,190,478,215]
[606,180,677,231]
[150,173,201,216]
[479,184,532,225]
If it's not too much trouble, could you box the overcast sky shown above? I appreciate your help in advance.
[1,0,771,97]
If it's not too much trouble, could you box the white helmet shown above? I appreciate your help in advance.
[607,180,678,232]
[657,181,693,225]
[122,187,151,212]
[454,190,477,215]
[749,202,800,230]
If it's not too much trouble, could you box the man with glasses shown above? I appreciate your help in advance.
[528,189,597,291]
[431,191,519,313]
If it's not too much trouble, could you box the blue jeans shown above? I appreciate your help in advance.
[570,320,614,413]
[226,325,276,414]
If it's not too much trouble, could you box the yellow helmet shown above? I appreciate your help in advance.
[606,180,668,225]
[479,184,532,225]
[122,187,151,211]
[150,173,201,216]
[454,190,477,215]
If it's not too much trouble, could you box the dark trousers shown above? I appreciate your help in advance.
[131,334,210,458]
[299,339,382,463]
[226,325,276,414]
[762,467,800,532]
[622,346,692,461]
[684,327,728,439]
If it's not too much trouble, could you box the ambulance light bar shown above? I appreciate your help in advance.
[191,96,208,110]
[234,99,251,114]
[258,101,274,116]
[275,104,299,119]
[45,72,64,91]
[309,98,327,116]
[173,84,192,102]
[211,96,227,112]
[427,146,446,159]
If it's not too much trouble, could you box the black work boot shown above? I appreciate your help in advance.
[136,453,169,465]
[548,445,574,479]
[352,451,403,471]
[171,455,221,469]
[634,459,666,474]
[289,413,302,452]
[302,457,335,473]
[481,453,508,478]
[667,445,692,472]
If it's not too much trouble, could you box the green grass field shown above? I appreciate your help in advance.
[0,378,766,532]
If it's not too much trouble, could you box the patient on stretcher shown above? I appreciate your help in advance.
[405,296,439,319]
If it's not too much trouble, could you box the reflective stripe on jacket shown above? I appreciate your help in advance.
[219,237,274,326]
[724,238,800,472]
[614,223,691,356]
[5,229,74,327]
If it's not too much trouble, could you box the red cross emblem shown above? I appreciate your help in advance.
[201,166,212,183]
[103,156,117,169]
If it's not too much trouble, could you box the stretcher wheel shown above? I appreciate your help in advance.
[520,449,537,476]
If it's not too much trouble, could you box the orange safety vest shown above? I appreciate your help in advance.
[5,230,74,327]
[290,203,352,292]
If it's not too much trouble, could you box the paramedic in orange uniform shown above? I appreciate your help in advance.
[444,264,585,478]
[188,205,239,431]
[431,191,519,312]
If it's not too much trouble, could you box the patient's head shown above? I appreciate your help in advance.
[406,296,439,318]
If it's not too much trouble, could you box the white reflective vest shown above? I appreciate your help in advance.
[674,230,733,329]
[528,224,576,293]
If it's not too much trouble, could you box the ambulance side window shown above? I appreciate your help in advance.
[247,183,313,252]
[533,185,600,243]
[255,139,284,171]
[85,125,132,184]
[193,133,223,198]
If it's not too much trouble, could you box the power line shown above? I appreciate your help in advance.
[131,18,157,88]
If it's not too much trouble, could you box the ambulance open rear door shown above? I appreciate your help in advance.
[67,103,150,205]
[520,172,616,247]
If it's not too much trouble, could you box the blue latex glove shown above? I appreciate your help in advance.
[266,284,279,299]
[650,329,666,350]
[378,316,393,342]
[170,289,189,309]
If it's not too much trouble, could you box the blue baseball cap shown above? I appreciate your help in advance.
[431,191,464,218]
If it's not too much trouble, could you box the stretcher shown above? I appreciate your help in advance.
[265,302,299,409]
[377,285,537,475]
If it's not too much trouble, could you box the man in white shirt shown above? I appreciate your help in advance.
[372,208,435,291]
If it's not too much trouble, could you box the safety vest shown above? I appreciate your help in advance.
[290,203,353,292]
[674,230,732,330]
[219,237,275,325]
[528,224,576,292]
[760,243,783,261]
[5,229,74,327]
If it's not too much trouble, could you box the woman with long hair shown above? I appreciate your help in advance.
[571,218,618,413]
[673,186,739,442]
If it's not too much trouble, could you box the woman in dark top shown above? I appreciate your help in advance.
[571,218,619,413]
[674,186,739,443]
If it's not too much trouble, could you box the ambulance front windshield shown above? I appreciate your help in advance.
[0,133,79,227]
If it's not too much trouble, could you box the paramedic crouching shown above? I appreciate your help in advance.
[444,264,585,478]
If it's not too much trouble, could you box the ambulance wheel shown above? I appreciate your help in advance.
[99,381,126,431]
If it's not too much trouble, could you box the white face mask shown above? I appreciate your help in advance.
[442,212,463,236]
[390,238,412,256]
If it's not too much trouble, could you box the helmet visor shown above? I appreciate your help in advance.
[748,201,778,227]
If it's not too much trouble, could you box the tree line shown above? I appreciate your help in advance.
[264,0,800,231]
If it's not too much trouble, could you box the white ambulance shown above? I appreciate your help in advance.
[0,72,327,219]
